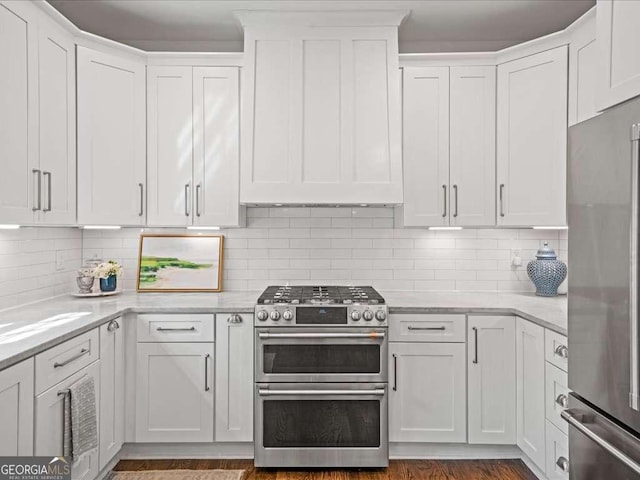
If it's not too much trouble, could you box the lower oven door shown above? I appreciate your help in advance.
[255,382,388,468]
[255,327,387,383]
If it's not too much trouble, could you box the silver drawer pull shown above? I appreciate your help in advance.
[258,332,385,339]
[228,314,242,324]
[107,319,120,332]
[556,456,569,473]
[556,394,569,409]
[156,326,196,332]
[555,344,569,359]
[408,326,446,331]
[258,389,386,397]
[54,348,89,368]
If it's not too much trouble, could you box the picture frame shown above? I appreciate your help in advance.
[136,234,223,292]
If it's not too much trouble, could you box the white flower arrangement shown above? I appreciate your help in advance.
[93,260,123,279]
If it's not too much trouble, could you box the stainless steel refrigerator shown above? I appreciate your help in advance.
[567,96,640,478]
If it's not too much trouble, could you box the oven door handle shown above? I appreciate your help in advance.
[258,388,386,396]
[258,332,385,339]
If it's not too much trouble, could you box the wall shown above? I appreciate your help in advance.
[82,207,568,293]
[0,228,82,311]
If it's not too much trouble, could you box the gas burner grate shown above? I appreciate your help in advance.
[257,285,385,305]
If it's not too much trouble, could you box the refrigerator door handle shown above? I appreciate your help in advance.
[631,123,640,411]
[562,409,640,475]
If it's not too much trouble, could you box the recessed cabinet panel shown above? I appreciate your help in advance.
[147,66,193,226]
[0,0,37,224]
[302,40,341,185]
[569,9,598,126]
[0,358,34,456]
[401,67,449,226]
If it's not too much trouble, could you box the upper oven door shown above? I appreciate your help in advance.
[255,327,388,383]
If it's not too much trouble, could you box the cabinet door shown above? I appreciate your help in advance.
[77,47,146,226]
[0,358,34,456]
[389,342,466,443]
[468,316,516,444]
[215,313,253,442]
[99,319,124,470]
[596,0,640,110]
[193,67,243,227]
[516,318,546,470]
[545,420,569,480]
[569,9,598,126]
[35,361,100,480]
[147,66,193,226]
[401,67,450,227]
[0,0,38,224]
[497,46,568,226]
[136,342,214,442]
[450,66,496,227]
[38,17,76,225]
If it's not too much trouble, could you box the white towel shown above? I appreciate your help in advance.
[68,376,98,461]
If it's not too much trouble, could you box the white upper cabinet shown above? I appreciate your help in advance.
[568,8,598,126]
[147,65,242,227]
[0,1,38,225]
[497,46,568,227]
[239,12,405,204]
[402,65,495,227]
[596,0,640,110]
[37,14,76,225]
[77,47,146,226]
[402,67,450,226]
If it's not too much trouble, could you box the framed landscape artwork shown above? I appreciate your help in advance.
[137,234,223,292]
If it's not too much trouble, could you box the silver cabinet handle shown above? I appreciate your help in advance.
[195,183,202,217]
[54,348,89,368]
[107,319,120,332]
[499,183,505,217]
[43,171,52,212]
[32,169,41,211]
[453,184,458,218]
[228,314,242,324]
[472,326,479,364]
[258,332,385,339]
[631,123,640,410]
[556,393,568,409]
[392,353,398,391]
[408,326,445,331]
[258,388,386,397]
[442,184,447,218]
[556,456,569,473]
[138,183,144,216]
[562,409,640,475]
[156,326,196,332]
[555,344,569,359]
[204,353,210,391]
[185,183,190,217]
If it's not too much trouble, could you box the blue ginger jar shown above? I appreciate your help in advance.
[527,242,567,297]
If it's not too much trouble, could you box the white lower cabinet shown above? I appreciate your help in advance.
[0,358,34,456]
[35,361,100,480]
[467,316,516,445]
[516,318,546,470]
[545,420,569,479]
[99,319,125,469]
[389,342,466,443]
[215,313,253,442]
[135,342,214,442]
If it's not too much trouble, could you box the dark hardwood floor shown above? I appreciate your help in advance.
[114,459,538,480]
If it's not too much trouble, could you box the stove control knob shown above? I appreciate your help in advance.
[351,310,361,321]
[270,310,281,321]
[257,310,268,321]
[282,310,293,321]
[363,310,374,321]
[375,310,387,321]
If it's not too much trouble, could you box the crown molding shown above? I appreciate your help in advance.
[234,10,409,28]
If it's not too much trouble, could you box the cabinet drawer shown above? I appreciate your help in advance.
[545,362,570,434]
[545,420,569,480]
[137,314,214,342]
[35,329,99,395]
[389,314,466,342]
[545,330,568,372]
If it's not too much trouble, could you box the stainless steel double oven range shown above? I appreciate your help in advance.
[254,286,389,468]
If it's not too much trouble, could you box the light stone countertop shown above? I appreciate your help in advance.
[0,290,567,371]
